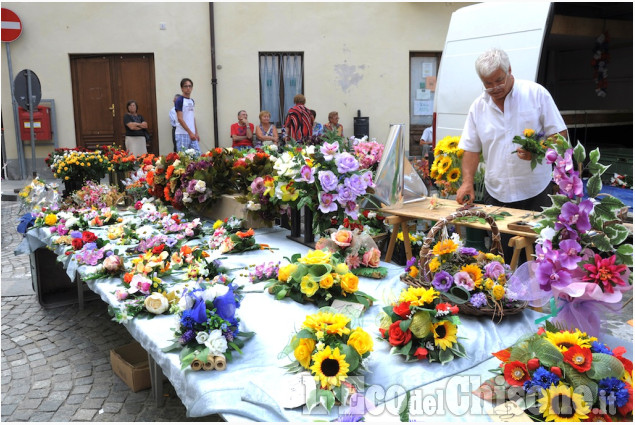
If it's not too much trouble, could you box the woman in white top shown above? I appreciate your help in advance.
[255,110,279,147]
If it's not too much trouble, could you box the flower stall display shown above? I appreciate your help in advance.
[430,135,463,198]
[162,276,254,370]
[485,322,632,422]
[511,128,554,170]
[507,135,632,336]
[208,216,264,254]
[281,309,373,413]
[45,147,112,185]
[378,286,466,364]
[404,210,527,320]
[315,228,387,279]
[265,250,374,310]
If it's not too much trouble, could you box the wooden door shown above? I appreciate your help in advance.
[70,54,158,153]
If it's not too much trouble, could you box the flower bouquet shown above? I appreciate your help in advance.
[100,144,138,173]
[335,209,388,238]
[235,174,283,226]
[265,249,375,310]
[122,168,151,201]
[511,128,553,171]
[46,148,112,184]
[281,308,373,413]
[170,244,226,281]
[483,322,633,422]
[378,286,467,364]
[404,210,527,320]
[507,135,632,336]
[351,136,385,171]
[230,149,275,194]
[430,135,463,198]
[207,216,263,254]
[109,274,178,324]
[315,228,387,279]
[69,181,125,209]
[162,276,254,370]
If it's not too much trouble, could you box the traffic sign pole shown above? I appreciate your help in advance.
[5,42,27,179]
[27,69,37,177]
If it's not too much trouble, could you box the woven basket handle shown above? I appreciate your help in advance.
[419,210,503,282]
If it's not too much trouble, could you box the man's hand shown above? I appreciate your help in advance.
[456,182,475,205]
[516,148,532,161]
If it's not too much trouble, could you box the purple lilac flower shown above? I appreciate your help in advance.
[556,200,593,233]
[459,247,479,257]
[536,260,571,291]
[557,239,582,270]
[251,177,265,195]
[336,184,356,204]
[470,292,487,308]
[345,201,359,220]
[318,170,338,192]
[484,261,505,280]
[319,193,338,214]
[335,152,360,173]
[297,165,315,183]
[557,174,584,198]
[344,175,367,197]
[454,271,475,290]
[431,270,453,292]
[320,141,340,161]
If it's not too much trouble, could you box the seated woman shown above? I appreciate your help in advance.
[310,110,323,136]
[323,111,343,137]
[254,110,279,147]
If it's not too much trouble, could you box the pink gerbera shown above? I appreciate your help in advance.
[345,254,361,269]
[582,254,627,293]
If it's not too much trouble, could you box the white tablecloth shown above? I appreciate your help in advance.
[17,225,633,421]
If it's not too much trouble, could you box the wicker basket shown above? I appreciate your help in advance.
[401,209,527,321]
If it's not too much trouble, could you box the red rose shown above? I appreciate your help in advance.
[527,358,541,370]
[393,302,412,318]
[550,366,562,378]
[152,244,166,254]
[414,347,428,360]
[71,238,84,250]
[82,231,97,243]
[388,321,412,347]
[379,328,387,338]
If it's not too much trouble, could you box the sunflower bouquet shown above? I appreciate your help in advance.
[281,308,373,413]
[265,249,375,310]
[378,286,466,364]
[430,135,463,197]
[423,234,526,318]
[487,322,633,422]
[162,276,254,371]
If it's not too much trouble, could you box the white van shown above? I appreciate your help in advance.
[434,2,633,158]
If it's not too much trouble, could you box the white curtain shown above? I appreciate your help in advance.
[282,54,303,117]
[259,55,281,125]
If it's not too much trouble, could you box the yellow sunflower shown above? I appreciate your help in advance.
[310,346,350,390]
[303,312,351,336]
[431,320,458,351]
[433,139,447,157]
[398,286,439,307]
[432,239,458,256]
[443,136,461,154]
[537,383,590,422]
[545,330,593,353]
[437,156,452,175]
[447,168,461,183]
[461,263,483,286]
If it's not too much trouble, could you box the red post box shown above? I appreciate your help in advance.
[18,106,52,141]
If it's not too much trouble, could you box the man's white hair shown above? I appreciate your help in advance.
[475,48,511,78]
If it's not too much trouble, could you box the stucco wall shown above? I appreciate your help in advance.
[1,2,466,179]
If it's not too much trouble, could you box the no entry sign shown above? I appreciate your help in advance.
[1,8,22,43]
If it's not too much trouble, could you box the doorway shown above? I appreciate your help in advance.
[70,54,158,153]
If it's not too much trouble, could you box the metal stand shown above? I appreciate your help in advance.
[286,207,315,247]
[148,354,166,407]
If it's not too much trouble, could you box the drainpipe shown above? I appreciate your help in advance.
[209,2,219,148]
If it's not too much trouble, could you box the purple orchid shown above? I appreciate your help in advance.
[557,173,583,198]
[545,148,558,164]
[361,170,375,189]
[344,201,359,220]
[297,165,315,184]
[557,239,582,270]
[555,149,574,173]
[556,200,593,233]
[319,193,338,214]
[536,260,572,291]
[318,170,338,192]
[320,140,340,161]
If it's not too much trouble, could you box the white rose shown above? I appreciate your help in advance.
[65,217,78,229]
[195,331,209,345]
[367,211,376,219]
[182,193,192,203]
[246,201,261,211]
[204,329,228,356]
[178,292,195,311]
[194,180,207,193]
[144,292,169,315]
[172,159,181,167]
[305,145,316,155]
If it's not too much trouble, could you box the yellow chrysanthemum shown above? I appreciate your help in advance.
[461,263,483,286]
[398,286,439,307]
[537,383,590,422]
[303,312,351,336]
[447,168,461,183]
[545,330,594,353]
[432,239,458,256]
[428,257,441,273]
[212,220,224,230]
[309,346,349,390]
[492,284,505,301]
[431,320,458,351]
[300,275,319,297]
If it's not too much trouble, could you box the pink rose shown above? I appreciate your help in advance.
[331,229,354,247]
[134,201,143,210]
[103,254,124,274]
[362,247,381,268]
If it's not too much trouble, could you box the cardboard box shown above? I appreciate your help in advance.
[110,342,151,392]
[201,194,269,229]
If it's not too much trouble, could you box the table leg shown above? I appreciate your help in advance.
[401,222,413,261]
[76,277,84,310]
[148,354,166,407]
[384,215,411,263]
[508,236,534,271]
